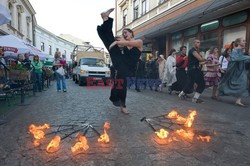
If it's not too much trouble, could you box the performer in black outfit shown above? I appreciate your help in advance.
[178,40,206,103]
[97,8,143,114]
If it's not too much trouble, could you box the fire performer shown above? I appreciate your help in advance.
[178,40,206,103]
[218,38,250,107]
[97,8,143,114]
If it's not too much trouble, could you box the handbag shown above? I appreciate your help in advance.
[56,66,65,76]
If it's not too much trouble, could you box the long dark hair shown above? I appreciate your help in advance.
[209,46,218,54]
[122,28,134,38]
[169,49,176,56]
[222,48,230,58]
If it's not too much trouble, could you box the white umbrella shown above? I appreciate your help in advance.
[25,43,49,61]
[0,35,30,56]
[0,35,49,60]
[0,4,11,26]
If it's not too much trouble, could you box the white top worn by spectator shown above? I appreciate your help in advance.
[219,55,229,70]
[163,56,177,86]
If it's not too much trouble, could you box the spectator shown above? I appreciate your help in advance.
[163,49,177,94]
[16,54,24,65]
[135,56,145,92]
[204,46,220,100]
[23,53,32,70]
[31,55,43,92]
[53,51,67,92]
[0,46,6,69]
[219,48,231,78]
[157,55,166,92]
[146,54,158,90]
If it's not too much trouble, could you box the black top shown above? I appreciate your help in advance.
[122,47,141,75]
[188,47,200,70]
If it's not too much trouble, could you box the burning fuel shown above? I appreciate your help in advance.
[98,122,110,143]
[46,135,61,153]
[148,110,213,143]
[29,123,50,140]
[155,129,169,139]
[71,134,89,153]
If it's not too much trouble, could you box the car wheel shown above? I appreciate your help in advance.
[78,77,84,86]
[75,75,78,84]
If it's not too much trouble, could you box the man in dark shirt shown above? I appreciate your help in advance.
[23,53,32,70]
[178,40,206,103]
[135,56,145,92]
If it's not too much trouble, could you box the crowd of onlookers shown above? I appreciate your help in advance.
[134,38,250,106]
[0,47,71,93]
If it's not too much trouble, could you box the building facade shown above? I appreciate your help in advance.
[116,0,250,58]
[34,25,75,61]
[0,0,36,45]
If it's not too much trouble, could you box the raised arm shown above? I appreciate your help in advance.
[109,39,143,51]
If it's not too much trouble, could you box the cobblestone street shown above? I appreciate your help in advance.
[0,80,250,166]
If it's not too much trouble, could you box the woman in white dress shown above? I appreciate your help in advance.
[163,49,177,94]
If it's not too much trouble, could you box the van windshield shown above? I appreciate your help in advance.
[81,58,105,67]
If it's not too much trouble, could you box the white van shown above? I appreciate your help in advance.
[73,57,111,86]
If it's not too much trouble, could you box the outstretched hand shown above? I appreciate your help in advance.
[109,41,117,50]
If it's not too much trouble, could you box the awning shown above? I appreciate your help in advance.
[136,0,250,40]
[0,35,49,60]
[0,4,11,26]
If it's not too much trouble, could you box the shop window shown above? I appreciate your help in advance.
[223,26,246,50]
[184,26,198,37]
[172,32,182,40]
[201,20,219,32]
[222,11,247,27]
[200,32,218,54]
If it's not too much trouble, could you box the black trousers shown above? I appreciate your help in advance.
[183,69,205,94]
[97,17,128,107]
[172,68,187,92]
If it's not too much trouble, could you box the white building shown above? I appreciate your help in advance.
[34,25,75,61]
[0,0,36,45]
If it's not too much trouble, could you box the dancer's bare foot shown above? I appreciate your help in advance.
[101,8,114,21]
[120,107,129,115]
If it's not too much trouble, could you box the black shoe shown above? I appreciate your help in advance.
[192,98,204,103]
[135,89,141,92]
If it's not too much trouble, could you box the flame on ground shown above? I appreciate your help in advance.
[166,110,187,124]
[71,135,89,153]
[33,140,40,147]
[167,110,197,128]
[197,135,211,142]
[29,124,50,140]
[98,122,110,143]
[184,111,197,128]
[175,129,194,141]
[155,128,169,139]
[46,135,61,153]
[167,110,178,119]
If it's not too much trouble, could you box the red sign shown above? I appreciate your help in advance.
[3,47,18,53]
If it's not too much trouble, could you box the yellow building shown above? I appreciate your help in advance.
[116,0,250,58]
